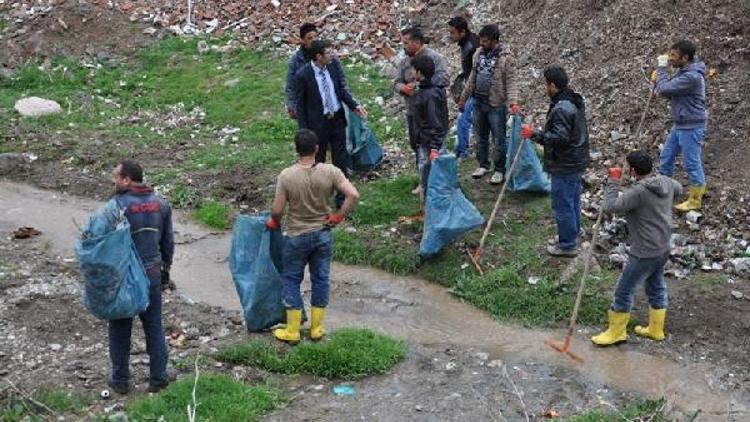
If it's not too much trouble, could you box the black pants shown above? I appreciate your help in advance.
[314,110,348,207]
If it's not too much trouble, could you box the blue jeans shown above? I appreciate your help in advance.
[473,101,507,172]
[281,228,332,309]
[108,271,168,387]
[455,97,474,158]
[551,172,582,251]
[659,125,706,186]
[611,252,670,312]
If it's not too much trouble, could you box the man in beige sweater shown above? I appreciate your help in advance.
[458,24,520,185]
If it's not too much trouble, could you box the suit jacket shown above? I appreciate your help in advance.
[295,60,359,133]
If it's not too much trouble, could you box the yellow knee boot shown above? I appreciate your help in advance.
[591,311,630,346]
[675,186,706,212]
[634,308,666,341]
[310,306,327,341]
[273,309,302,344]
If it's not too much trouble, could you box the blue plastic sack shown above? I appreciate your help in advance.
[345,106,383,172]
[420,154,485,256]
[75,199,150,320]
[505,114,551,193]
[229,214,285,332]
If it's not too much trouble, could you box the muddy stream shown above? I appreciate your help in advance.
[0,181,746,420]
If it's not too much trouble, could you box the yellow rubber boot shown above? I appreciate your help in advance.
[675,186,705,212]
[310,306,327,341]
[591,311,630,346]
[634,308,666,341]
[273,309,302,344]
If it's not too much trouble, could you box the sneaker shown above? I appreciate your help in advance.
[411,185,422,195]
[107,378,130,395]
[471,167,489,178]
[489,172,504,185]
[547,244,579,257]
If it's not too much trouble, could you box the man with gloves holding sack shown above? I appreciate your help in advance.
[266,129,359,344]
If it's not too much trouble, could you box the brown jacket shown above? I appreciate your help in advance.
[460,45,519,107]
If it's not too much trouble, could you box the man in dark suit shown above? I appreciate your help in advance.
[296,40,367,202]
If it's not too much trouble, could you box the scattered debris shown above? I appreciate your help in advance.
[332,384,356,396]
[13,226,41,239]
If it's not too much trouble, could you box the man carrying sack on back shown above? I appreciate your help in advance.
[266,129,359,344]
[108,160,174,394]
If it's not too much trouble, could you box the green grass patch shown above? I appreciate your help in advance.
[566,398,667,421]
[126,374,285,422]
[0,388,92,421]
[194,200,230,229]
[216,328,407,380]
[350,175,420,226]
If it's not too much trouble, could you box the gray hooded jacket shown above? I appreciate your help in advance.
[603,175,683,258]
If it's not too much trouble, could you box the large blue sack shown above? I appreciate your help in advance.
[420,154,485,256]
[229,213,285,332]
[345,106,383,172]
[505,114,551,193]
[75,199,150,320]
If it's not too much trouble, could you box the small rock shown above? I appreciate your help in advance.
[730,290,743,299]
[50,343,62,351]
[686,211,703,224]
[14,97,62,117]
[415,405,423,412]
[609,130,627,142]
[445,362,457,371]
[143,27,158,35]
[224,78,240,88]
[487,359,503,368]
[197,40,210,54]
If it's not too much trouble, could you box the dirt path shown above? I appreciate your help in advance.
[0,181,747,420]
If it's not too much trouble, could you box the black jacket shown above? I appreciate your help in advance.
[533,89,590,174]
[295,61,358,133]
[414,81,449,150]
[450,32,480,101]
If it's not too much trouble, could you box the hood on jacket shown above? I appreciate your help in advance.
[117,184,155,196]
[553,88,585,111]
[681,60,706,76]
[641,175,673,198]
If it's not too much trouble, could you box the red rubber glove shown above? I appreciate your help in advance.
[509,103,521,115]
[520,124,534,139]
[265,216,280,231]
[325,213,345,226]
[400,84,414,96]
[608,167,623,181]
[429,149,439,161]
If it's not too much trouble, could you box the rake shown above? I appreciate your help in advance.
[468,135,527,275]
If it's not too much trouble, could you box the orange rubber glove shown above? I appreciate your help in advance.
[400,84,414,96]
[429,149,439,161]
[266,216,280,231]
[520,124,534,140]
[325,214,345,226]
[608,167,623,181]
[509,103,521,115]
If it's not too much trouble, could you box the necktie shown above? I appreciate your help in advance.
[319,69,335,115]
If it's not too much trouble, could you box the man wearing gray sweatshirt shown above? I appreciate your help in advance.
[393,26,450,195]
[591,150,682,347]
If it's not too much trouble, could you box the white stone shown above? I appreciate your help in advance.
[14,97,62,117]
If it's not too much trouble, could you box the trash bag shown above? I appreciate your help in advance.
[75,199,150,320]
[420,154,485,256]
[345,106,383,172]
[505,114,551,193]
[229,213,285,332]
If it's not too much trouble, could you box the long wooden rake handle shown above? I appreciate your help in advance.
[564,205,605,339]
[474,136,527,262]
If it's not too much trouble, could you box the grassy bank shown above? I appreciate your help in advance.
[0,34,614,327]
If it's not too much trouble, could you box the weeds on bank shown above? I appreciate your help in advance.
[566,398,668,421]
[0,387,92,421]
[216,328,407,380]
[126,374,286,422]
[194,200,231,229]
